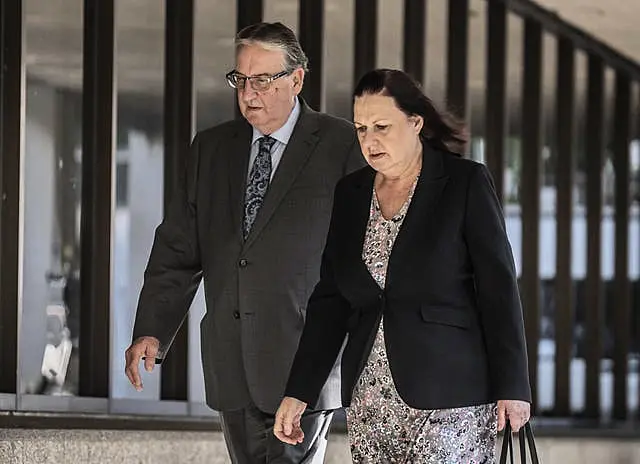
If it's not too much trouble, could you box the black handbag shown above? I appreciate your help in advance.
[499,420,540,464]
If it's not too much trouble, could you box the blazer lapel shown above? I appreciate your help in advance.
[243,105,320,249]
[335,167,382,296]
[385,143,449,290]
[227,122,252,241]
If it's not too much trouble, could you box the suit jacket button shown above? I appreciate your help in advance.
[239,259,248,268]
[233,311,240,319]
[378,293,383,300]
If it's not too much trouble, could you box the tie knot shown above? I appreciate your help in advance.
[259,136,276,152]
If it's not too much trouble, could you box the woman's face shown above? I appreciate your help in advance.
[353,93,423,177]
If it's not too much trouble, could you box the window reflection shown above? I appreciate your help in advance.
[21,0,83,396]
[189,0,236,408]
[21,87,82,396]
[110,0,166,401]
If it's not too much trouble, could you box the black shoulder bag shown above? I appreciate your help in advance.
[499,420,540,464]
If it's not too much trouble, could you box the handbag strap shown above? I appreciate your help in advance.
[500,420,539,464]
[499,421,514,464]
[523,422,540,463]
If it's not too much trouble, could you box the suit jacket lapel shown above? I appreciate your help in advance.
[386,143,449,290]
[243,105,320,249]
[228,122,252,241]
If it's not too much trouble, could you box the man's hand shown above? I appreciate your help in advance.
[274,397,308,445]
[125,336,160,391]
[497,399,531,433]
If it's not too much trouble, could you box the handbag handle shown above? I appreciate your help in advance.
[499,420,539,464]
[523,421,539,463]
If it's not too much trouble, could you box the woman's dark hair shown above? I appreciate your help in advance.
[353,69,467,154]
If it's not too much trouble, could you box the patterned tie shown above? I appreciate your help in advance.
[243,136,276,239]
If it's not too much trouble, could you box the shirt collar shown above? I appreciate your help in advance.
[251,97,301,146]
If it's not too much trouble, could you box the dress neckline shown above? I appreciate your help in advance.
[372,176,419,222]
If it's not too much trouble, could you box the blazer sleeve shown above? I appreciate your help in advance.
[132,133,204,360]
[284,182,352,407]
[464,163,532,402]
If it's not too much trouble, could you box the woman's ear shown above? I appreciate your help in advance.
[412,115,424,134]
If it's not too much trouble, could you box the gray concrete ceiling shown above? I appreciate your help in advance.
[23,0,639,121]
[534,0,640,64]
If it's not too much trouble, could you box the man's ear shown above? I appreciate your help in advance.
[292,69,305,94]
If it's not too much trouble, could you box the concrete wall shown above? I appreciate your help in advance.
[1,430,640,463]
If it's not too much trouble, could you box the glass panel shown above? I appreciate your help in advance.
[536,32,557,413]
[189,0,237,407]
[264,0,298,34]
[504,13,524,276]
[20,0,83,396]
[324,0,354,118]
[111,0,165,400]
[598,68,616,418]
[194,0,236,131]
[376,0,402,69]
[630,89,640,414]
[570,50,588,414]
[468,0,487,162]
[424,0,447,108]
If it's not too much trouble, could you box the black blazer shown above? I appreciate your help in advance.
[285,142,532,411]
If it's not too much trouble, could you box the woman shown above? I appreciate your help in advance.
[274,69,532,463]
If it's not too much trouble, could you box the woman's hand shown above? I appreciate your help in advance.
[274,397,308,445]
[497,399,530,432]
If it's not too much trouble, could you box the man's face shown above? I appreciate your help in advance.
[234,44,304,134]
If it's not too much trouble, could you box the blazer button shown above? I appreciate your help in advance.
[378,293,383,300]
[233,311,240,319]
[239,259,248,268]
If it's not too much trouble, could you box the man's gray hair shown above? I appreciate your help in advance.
[235,22,309,73]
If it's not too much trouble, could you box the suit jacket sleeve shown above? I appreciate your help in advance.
[132,133,204,360]
[284,182,351,407]
[465,163,532,402]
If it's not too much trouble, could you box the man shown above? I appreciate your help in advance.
[125,22,364,463]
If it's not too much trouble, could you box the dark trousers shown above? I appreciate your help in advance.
[219,402,333,464]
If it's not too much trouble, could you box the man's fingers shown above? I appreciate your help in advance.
[124,348,144,390]
[143,342,158,372]
[124,366,135,386]
[124,338,161,391]
[126,359,143,390]
[144,355,155,372]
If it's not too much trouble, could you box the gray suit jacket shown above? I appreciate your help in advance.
[132,102,364,413]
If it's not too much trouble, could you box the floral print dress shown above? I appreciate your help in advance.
[346,179,497,464]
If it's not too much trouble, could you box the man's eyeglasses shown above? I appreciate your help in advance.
[225,70,291,92]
